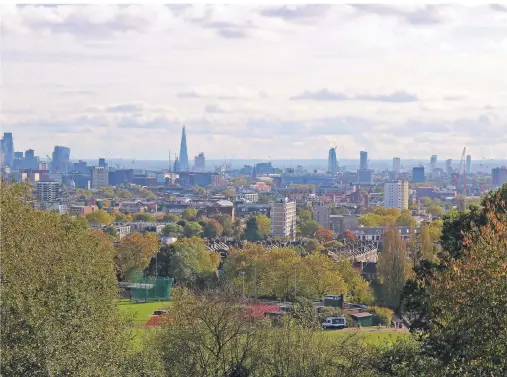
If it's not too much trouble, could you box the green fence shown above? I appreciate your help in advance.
[123,272,174,302]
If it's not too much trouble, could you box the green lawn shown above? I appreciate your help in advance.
[117,299,172,325]
[323,329,407,345]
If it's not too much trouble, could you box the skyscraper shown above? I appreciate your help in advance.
[412,166,425,183]
[194,152,205,171]
[51,146,70,173]
[360,151,368,170]
[446,159,453,176]
[392,157,401,174]
[466,155,472,174]
[431,155,437,170]
[328,147,338,174]
[2,133,14,168]
[271,198,297,240]
[179,126,189,171]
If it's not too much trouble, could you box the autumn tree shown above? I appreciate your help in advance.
[133,212,155,222]
[183,222,203,238]
[299,253,347,298]
[315,228,333,243]
[115,232,160,280]
[377,227,408,311]
[202,218,224,238]
[86,209,113,225]
[242,214,270,241]
[419,225,435,261]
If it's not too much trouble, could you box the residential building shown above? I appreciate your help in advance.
[384,180,409,211]
[360,151,368,170]
[91,166,108,189]
[194,152,205,171]
[412,166,425,183]
[492,167,507,187]
[328,147,338,174]
[330,215,359,235]
[69,205,95,216]
[466,155,472,174]
[179,126,189,171]
[270,198,297,240]
[51,145,71,173]
[392,157,401,174]
[36,181,60,205]
[237,192,259,203]
[312,205,331,229]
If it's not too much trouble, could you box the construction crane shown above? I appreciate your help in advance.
[455,147,467,196]
[131,158,136,169]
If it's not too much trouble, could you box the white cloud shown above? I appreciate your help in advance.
[2,5,507,160]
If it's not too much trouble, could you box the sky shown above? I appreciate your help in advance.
[1,4,507,161]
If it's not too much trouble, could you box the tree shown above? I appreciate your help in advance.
[222,189,236,199]
[299,220,321,237]
[426,205,443,217]
[147,238,220,285]
[182,207,198,221]
[419,225,435,262]
[161,213,179,223]
[153,288,265,377]
[299,253,347,299]
[315,228,333,243]
[114,212,129,223]
[377,227,408,311]
[242,214,270,241]
[115,232,159,280]
[428,220,443,243]
[215,214,234,237]
[183,222,203,238]
[86,209,113,225]
[419,210,507,376]
[342,229,357,241]
[202,219,223,238]
[161,223,184,237]
[105,225,118,239]
[1,182,133,376]
[117,189,133,199]
[396,209,417,227]
[304,239,323,254]
[336,258,373,304]
[133,213,155,222]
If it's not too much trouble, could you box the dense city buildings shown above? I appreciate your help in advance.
[36,181,60,205]
[392,157,401,174]
[194,152,205,171]
[271,198,296,240]
[412,166,425,183]
[492,167,507,187]
[328,147,338,174]
[313,205,331,229]
[384,180,409,211]
[91,166,108,189]
[179,126,189,171]
[51,146,71,173]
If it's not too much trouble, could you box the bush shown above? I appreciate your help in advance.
[370,306,393,326]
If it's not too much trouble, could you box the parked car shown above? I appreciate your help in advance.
[321,316,346,330]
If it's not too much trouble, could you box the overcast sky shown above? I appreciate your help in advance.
[2,4,507,161]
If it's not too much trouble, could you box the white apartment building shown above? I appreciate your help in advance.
[36,181,60,205]
[312,205,331,230]
[237,192,259,203]
[384,180,409,211]
[270,198,297,240]
[91,166,108,189]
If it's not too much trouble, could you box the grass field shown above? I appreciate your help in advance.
[324,329,407,345]
[118,299,172,325]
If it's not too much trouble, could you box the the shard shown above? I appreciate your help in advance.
[179,126,189,171]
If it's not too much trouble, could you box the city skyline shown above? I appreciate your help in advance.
[2,5,507,159]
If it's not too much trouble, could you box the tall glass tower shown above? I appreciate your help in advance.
[328,147,338,173]
[179,126,189,171]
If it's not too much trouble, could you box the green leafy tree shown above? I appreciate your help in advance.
[299,220,321,237]
[396,209,417,227]
[1,182,134,376]
[215,214,234,237]
[114,212,128,222]
[182,207,198,221]
[133,212,155,222]
[105,225,118,239]
[183,222,203,238]
[161,223,184,237]
[222,189,236,199]
[115,232,160,280]
[242,214,270,241]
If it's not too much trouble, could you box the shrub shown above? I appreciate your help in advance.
[369,306,393,326]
